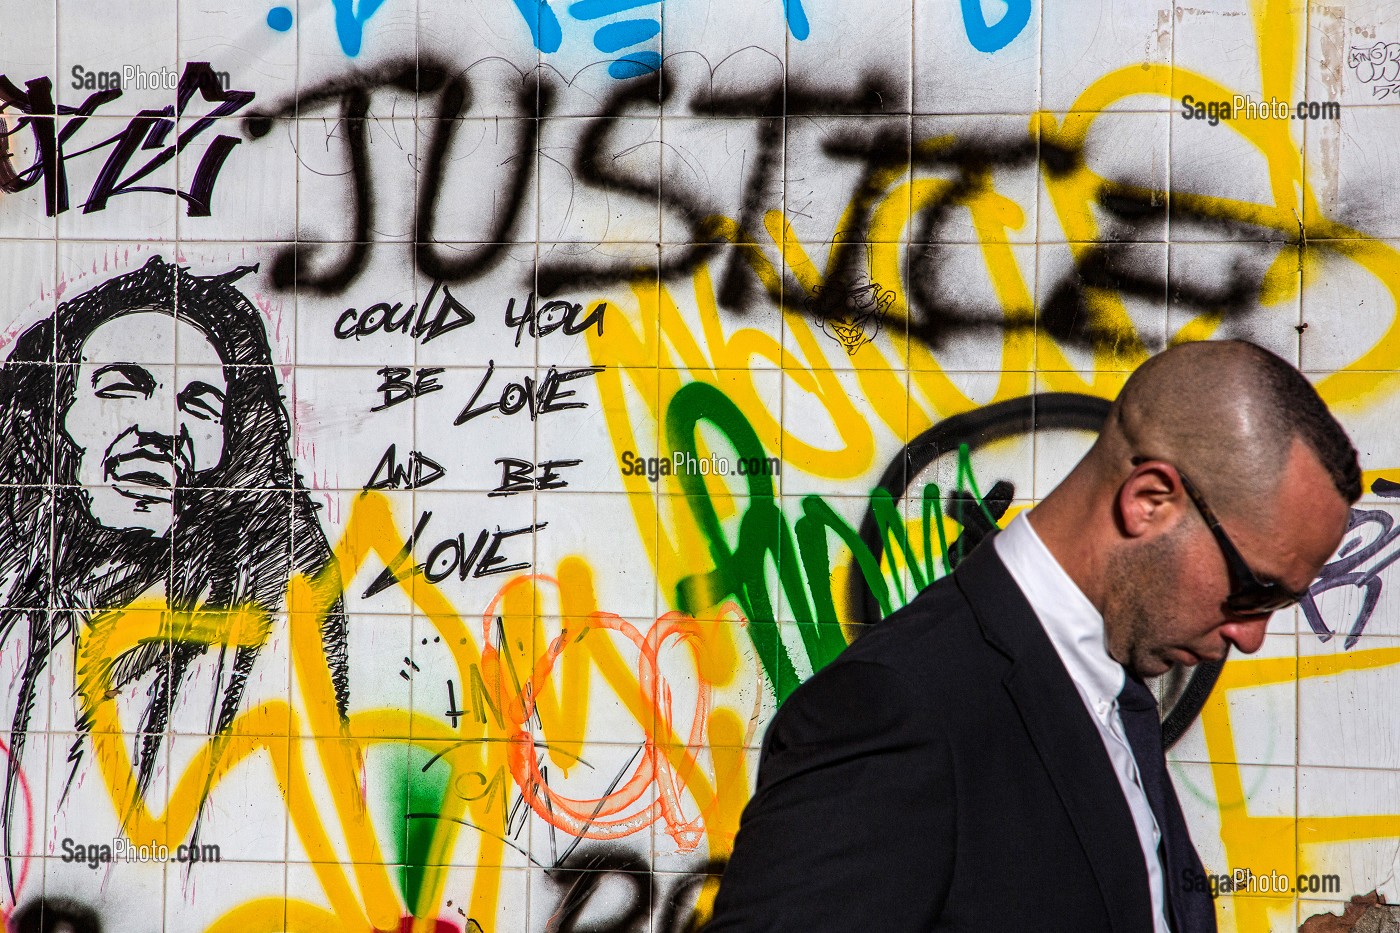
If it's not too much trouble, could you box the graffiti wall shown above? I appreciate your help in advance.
[0,1,1398,930]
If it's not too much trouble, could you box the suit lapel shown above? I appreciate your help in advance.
[953,539,1156,933]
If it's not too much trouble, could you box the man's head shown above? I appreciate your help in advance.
[1032,340,1360,678]
[0,254,295,542]
[64,311,228,535]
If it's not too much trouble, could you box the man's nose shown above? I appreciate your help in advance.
[1219,614,1270,654]
[131,428,176,455]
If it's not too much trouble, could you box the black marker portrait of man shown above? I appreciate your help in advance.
[0,254,348,898]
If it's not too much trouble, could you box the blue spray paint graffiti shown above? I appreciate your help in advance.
[784,0,810,40]
[267,6,294,32]
[512,0,565,53]
[567,0,663,79]
[504,0,663,80]
[594,18,661,53]
[333,0,388,57]
[505,0,807,79]
[960,0,1032,53]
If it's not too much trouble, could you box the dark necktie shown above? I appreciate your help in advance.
[1118,674,1219,933]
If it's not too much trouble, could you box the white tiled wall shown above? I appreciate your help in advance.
[0,2,1395,931]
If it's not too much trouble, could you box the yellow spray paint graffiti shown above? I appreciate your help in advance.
[59,491,753,932]
[573,3,1400,931]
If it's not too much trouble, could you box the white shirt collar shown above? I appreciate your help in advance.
[993,513,1125,712]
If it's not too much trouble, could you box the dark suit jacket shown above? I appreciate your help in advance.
[706,538,1215,932]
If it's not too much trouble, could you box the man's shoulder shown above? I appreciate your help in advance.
[761,559,1023,766]
[858,560,982,636]
[815,562,1006,695]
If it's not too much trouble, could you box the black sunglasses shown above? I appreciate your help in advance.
[1129,456,1308,615]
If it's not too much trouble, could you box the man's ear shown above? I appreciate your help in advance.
[1117,462,1183,539]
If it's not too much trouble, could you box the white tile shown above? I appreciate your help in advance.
[786,0,912,114]
[1305,105,1400,238]
[1299,245,1400,371]
[1168,635,1298,767]
[1299,634,1400,770]
[536,3,663,118]
[1040,4,1170,112]
[293,243,416,366]
[295,117,417,244]
[412,363,540,493]
[419,0,541,118]
[179,117,298,242]
[1298,765,1400,900]
[1174,0,1306,108]
[785,115,910,246]
[179,0,297,105]
[57,0,178,117]
[660,117,784,246]
[408,488,544,611]
[0,240,57,346]
[53,116,179,242]
[539,117,661,245]
[296,0,420,90]
[295,364,421,491]
[906,241,1036,370]
[662,2,785,114]
[1167,242,1300,364]
[914,0,1038,115]
[415,119,540,246]
[534,492,656,618]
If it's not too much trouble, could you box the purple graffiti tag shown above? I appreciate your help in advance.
[1302,505,1400,649]
[0,63,254,218]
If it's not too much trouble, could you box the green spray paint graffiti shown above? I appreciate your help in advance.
[387,746,452,918]
[665,381,1001,701]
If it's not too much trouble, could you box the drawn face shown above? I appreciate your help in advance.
[62,311,228,535]
[812,276,893,356]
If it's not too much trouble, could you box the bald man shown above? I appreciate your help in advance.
[707,341,1359,933]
